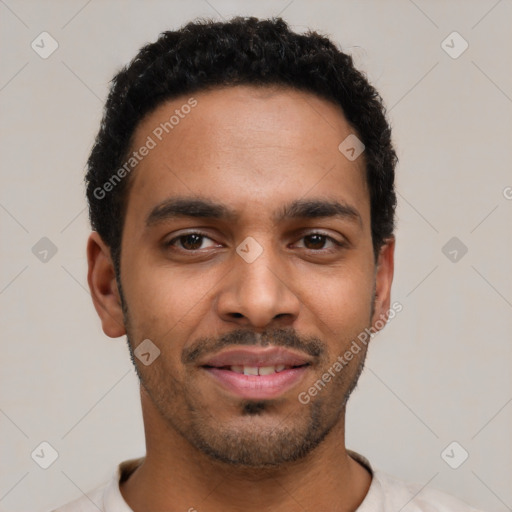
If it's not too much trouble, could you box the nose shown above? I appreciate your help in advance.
[215,242,301,330]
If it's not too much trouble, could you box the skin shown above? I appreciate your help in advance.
[87,85,394,512]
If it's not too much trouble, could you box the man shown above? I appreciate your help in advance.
[54,16,482,512]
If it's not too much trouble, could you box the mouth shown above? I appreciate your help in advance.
[205,364,303,375]
[199,347,312,400]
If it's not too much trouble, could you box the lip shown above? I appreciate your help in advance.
[200,346,312,400]
[201,346,311,368]
[204,366,309,400]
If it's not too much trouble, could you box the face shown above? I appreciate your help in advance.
[88,85,394,468]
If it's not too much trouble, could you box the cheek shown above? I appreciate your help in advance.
[304,264,374,328]
[122,262,218,343]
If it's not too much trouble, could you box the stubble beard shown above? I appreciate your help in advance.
[118,278,371,469]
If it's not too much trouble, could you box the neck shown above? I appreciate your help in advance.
[120,386,372,512]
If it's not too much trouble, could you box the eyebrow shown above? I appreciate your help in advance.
[145,196,362,228]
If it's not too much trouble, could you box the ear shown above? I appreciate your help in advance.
[371,237,395,332]
[86,231,126,338]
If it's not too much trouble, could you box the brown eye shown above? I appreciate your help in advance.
[296,233,342,251]
[166,232,217,251]
[178,234,204,250]
[303,234,328,250]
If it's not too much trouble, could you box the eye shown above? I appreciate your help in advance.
[165,232,218,251]
[164,231,346,254]
[294,232,344,251]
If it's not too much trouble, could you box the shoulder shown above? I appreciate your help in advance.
[49,457,143,512]
[348,450,483,512]
[364,469,484,512]
[49,481,108,512]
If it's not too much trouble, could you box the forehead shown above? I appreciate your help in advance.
[124,85,369,230]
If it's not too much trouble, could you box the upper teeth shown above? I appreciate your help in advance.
[230,365,288,375]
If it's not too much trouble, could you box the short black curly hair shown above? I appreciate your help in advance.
[86,16,397,275]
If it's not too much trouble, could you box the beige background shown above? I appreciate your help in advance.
[1,1,511,511]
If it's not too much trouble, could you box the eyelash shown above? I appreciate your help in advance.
[164,231,346,254]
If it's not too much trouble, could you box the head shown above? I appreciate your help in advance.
[86,17,397,468]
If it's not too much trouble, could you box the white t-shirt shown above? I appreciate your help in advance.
[51,451,483,511]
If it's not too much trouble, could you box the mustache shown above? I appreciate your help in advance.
[182,327,325,365]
